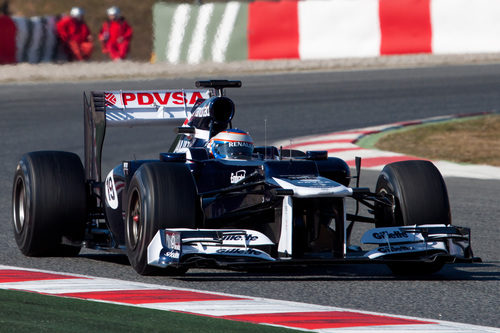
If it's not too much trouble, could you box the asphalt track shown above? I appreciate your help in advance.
[0,64,499,328]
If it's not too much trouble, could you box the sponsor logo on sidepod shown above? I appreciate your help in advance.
[372,230,408,240]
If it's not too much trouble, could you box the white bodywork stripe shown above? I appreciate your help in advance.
[278,195,293,256]
[273,177,353,198]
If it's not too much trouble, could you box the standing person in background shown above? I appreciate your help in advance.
[56,7,93,61]
[0,0,16,64]
[99,6,133,61]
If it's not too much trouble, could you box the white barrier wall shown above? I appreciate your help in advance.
[431,0,500,54]
[298,0,380,59]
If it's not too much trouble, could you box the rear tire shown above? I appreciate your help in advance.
[125,163,198,275]
[12,151,86,256]
[374,160,450,275]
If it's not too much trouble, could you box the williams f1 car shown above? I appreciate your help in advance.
[12,80,480,275]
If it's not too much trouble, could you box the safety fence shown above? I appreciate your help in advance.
[153,0,500,64]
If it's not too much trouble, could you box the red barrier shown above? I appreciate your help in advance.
[379,0,432,55]
[0,15,16,64]
[248,1,299,60]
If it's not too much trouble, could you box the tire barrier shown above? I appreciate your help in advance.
[153,0,500,64]
[12,16,66,64]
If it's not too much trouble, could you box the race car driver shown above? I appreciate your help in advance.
[56,7,93,61]
[208,129,254,160]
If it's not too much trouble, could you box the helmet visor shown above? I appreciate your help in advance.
[215,141,253,159]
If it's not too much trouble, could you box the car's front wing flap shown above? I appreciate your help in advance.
[147,225,480,269]
[361,225,475,260]
[147,229,276,268]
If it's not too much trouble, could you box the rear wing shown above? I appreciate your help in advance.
[84,89,211,182]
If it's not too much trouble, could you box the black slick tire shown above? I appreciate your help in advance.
[12,151,86,256]
[374,160,450,275]
[375,160,450,227]
[125,162,198,275]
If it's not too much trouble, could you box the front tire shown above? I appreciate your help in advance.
[125,163,198,275]
[375,160,450,227]
[12,151,86,256]
[374,160,450,275]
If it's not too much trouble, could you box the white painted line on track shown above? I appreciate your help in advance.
[142,298,333,316]
[0,265,498,333]
[0,278,151,294]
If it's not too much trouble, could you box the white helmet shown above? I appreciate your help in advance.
[70,7,84,19]
[107,6,121,17]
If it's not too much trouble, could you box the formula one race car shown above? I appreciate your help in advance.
[12,80,480,276]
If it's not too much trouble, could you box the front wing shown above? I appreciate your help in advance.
[147,225,480,270]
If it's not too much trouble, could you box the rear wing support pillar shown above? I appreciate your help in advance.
[84,91,106,183]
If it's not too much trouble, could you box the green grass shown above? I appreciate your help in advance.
[363,115,500,166]
[0,289,301,333]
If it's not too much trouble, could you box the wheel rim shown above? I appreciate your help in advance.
[376,186,397,227]
[379,188,396,212]
[128,190,141,250]
[13,177,26,234]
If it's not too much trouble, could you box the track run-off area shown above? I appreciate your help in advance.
[0,64,499,329]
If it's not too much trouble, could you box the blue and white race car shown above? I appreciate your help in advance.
[12,80,480,275]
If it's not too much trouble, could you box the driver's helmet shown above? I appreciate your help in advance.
[208,129,254,159]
